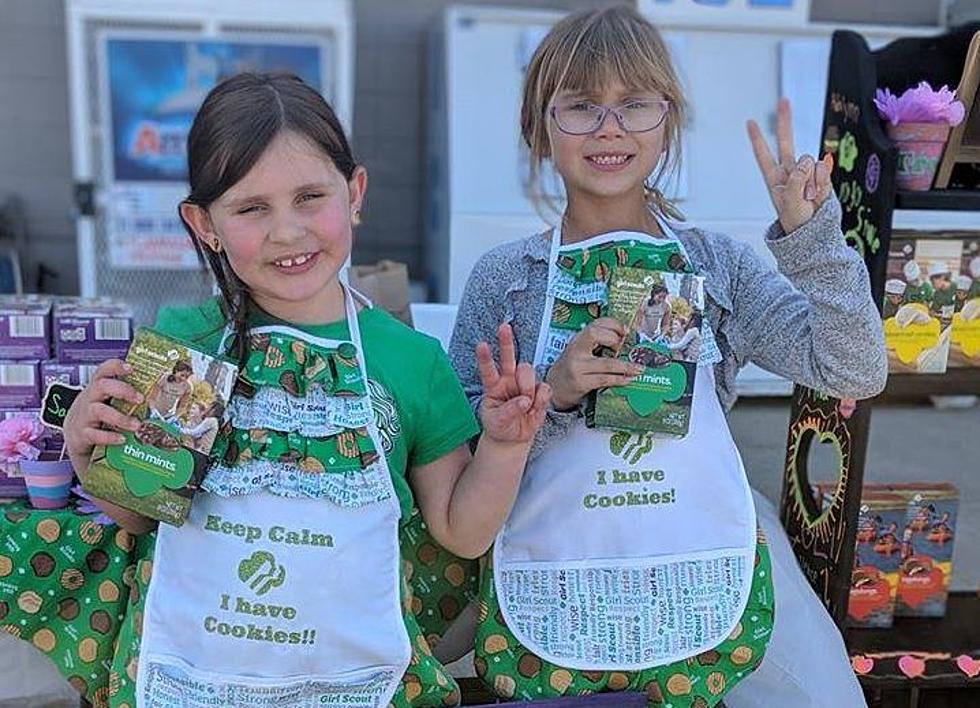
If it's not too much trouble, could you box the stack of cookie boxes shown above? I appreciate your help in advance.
[818,482,960,628]
[0,295,132,496]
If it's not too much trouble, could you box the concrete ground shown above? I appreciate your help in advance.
[2,400,977,704]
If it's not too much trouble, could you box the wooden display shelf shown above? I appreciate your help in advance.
[894,189,980,211]
[847,593,980,690]
[881,370,980,398]
[883,370,980,398]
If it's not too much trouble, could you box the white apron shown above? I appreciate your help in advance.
[494,223,757,671]
[137,287,411,707]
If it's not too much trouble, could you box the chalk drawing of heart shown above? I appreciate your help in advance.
[955,655,980,678]
[898,655,926,679]
[850,655,874,675]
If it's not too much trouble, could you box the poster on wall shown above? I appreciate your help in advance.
[98,32,330,268]
[639,0,809,28]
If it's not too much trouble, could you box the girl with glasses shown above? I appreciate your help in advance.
[449,6,884,706]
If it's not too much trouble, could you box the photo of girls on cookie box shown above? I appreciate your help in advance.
[82,328,237,526]
[585,267,705,437]
[882,233,980,372]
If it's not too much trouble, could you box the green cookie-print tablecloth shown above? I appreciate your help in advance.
[0,500,153,707]
[1,501,479,707]
[401,510,480,650]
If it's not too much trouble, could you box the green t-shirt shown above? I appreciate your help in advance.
[905,282,933,304]
[931,285,956,311]
[154,298,479,520]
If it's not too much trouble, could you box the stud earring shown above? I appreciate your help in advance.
[352,209,361,226]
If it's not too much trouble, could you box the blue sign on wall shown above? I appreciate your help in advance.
[106,36,325,182]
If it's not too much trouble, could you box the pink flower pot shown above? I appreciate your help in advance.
[20,458,75,510]
[886,122,951,191]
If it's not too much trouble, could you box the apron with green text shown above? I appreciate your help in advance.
[477,222,773,705]
[136,287,411,707]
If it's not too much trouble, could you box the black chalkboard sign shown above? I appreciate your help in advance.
[41,382,82,430]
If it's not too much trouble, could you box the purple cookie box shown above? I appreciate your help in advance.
[54,298,133,364]
[41,361,99,389]
[0,361,41,408]
[0,296,52,360]
[0,471,27,497]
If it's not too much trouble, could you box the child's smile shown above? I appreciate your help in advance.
[585,151,636,172]
[271,251,321,275]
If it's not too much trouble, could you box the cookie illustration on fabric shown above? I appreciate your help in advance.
[263,344,286,369]
[32,627,56,653]
[279,370,300,396]
[518,653,542,678]
[98,579,120,603]
[58,597,80,621]
[61,568,85,591]
[86,549,110,573]
[79,521,104,546]
[17,590,43,614]
[30,551,55,578]
[35,518,61,543]
[668,252,687,272]
[238,550,286,596]
[552,301,572,326]
[336,430,360,459]
[90,609,113,635]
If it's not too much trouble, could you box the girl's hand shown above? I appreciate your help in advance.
[545,317,646,411]
[64,359,144,473]
[747,98,834,234]
[476,324,552,444]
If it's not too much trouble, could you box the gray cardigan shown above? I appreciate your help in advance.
[447,196,888,460]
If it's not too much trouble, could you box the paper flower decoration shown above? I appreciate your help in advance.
[874,82,966,126]
[0,415,48,469]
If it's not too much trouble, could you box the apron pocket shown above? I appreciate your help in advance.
[141,653,401,708]
[494,548,756,671]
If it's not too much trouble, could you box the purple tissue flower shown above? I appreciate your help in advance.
[874,82,966,126]
[0,416,47,464]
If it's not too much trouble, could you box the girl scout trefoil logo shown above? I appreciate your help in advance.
[609,431,655,464]
[238,550,286,596]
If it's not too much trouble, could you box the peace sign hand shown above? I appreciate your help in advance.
[476,324,552,445]
[747,98,834,234]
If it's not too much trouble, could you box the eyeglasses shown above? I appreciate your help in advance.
[550,99,670,135]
